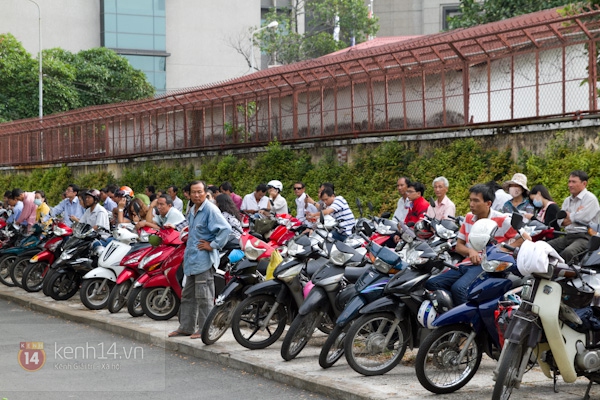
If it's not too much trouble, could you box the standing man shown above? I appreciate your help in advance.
[50,184,85,227]
[219,182,243,210]
[167,185,184,212]
[307,187,356,242]
[12,189,36,229]
[240,184,269,215]
[292,181,317,226]
[547,170,600,263]
[426,176,456,220]
[168,181,231,339]
[393,177,411,223]
[404,181,429,226]
[425,184,518,305]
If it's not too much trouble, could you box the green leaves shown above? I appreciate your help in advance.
[0,34,155,122]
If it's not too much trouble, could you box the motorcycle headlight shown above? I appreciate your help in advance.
[60,248,76,260]
[53,225,68,236]
[123,255,142,266]
[374,258,393,273]
[139,251,163,270]
[481,259,512,273]
[436,225,456,240]
[329,244,354,266]
[244,241,266,261]
[406,248,427,265]
[277,264,303,283]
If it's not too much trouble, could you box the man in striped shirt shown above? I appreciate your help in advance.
[425,183,518,305]
[308,186,356,242]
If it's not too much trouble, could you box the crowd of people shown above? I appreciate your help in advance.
[1,169,598,338]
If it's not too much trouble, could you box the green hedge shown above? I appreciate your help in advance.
[0,134,596,215]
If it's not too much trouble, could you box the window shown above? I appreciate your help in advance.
[441,5,461,31]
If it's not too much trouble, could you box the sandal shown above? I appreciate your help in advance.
[168,330,191,338]
[190,332,201,339]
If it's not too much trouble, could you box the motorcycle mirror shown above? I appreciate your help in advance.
[429,197,436,208]
[367,202,374,213]
[356,198,364,218]
[510,213,524,230]
[320,211,325,224]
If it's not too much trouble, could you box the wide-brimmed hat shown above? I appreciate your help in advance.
[502,173,529,191]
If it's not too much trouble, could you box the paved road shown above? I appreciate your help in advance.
[0,298,329,400]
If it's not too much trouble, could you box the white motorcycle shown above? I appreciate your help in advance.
[492,235,600,400]
[79,224,153,310]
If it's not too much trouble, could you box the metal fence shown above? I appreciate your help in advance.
[1,7,600,166]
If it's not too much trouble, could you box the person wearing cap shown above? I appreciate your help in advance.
[501,173,534,215]
[547,170,600,263]
[73,189,110,231]
[262,180,288,215]
[50,184,85,227]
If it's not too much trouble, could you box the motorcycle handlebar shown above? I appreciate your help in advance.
[443,261,459,270]
[501,242,516,252]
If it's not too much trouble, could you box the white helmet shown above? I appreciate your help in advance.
[468,218,498,251]
[267,180,283,192]
[417,300,438,329]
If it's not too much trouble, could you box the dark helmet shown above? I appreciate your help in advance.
[85,189,101,203]
[415,219,433,240]
[429,290,454,314]
[560,280,595,309]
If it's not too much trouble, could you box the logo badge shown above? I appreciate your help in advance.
[18,342,46,372]
[543,285,553,295]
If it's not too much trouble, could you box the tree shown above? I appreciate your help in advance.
[246,0,379,67]
[447,0,591,30]
[0,33,155,122]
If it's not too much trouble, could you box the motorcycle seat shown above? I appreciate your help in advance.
[344,265,371,283]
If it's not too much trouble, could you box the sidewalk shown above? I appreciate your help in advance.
[0,284,596,400]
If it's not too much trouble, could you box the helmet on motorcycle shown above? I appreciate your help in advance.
[417,300,438,329]
[560,279,595,309]
[468,219,498,251]
[84,189,100,203]
[414,219,433,240]
[429,289,454,314]
[119,186,134,197]
[266,180,283,192]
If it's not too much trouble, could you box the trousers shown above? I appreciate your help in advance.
[425,264,483,306]
[177,268,215,334]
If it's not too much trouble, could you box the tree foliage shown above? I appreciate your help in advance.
[257,0,379,66]
[447,0,593,30]
[0,33,155,122]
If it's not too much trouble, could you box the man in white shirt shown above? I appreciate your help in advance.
[292,181,317,226]
[241,184,269,214]
[75,189,110,231]
[167,185,184,212]
[138,195,186,230]
[393,177,411,223]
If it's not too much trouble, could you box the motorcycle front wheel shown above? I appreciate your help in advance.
[9,256,30,288]
[42,269,58,296]
[281,310,322,361]
[22,261,49,292]
[344,312,408,376]
[491,341,527,400]
[140,287,180,320]
[201,299,239,345]
[107,280,132,313]
[80,278,114,310]
[231,294,287,350]
[319,324,349,369]
[126,286,144,317]
[48,271,81,301]
[0,254,17,287]
[415,323,483,394]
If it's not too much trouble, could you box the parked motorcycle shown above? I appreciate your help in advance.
[79,224,154,310]
[21,221,72,292]
[491,213,600,400]
[0,224,44,287]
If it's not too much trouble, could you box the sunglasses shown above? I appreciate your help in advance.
[293,187,303,190]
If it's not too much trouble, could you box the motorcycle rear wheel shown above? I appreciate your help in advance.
[344,312,408,376]
[201,299,239,345]
[48,271,81,301]
[415,323,482,394]
[491,341,527,400]
[10,256,30,288]
[22,261,49,292]
[80,278,114,310]
[319,324,349,369]
[140,287,180,320]
[281,310,322,361]
[126,286,145,317]
[231,294,287,350]
[0,254,17,287]
[107,280,132,313]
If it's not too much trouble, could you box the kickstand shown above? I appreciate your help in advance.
[553,368,559,393]
[583,380,593,400]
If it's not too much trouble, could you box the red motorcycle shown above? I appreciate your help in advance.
[20,221,72,292]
